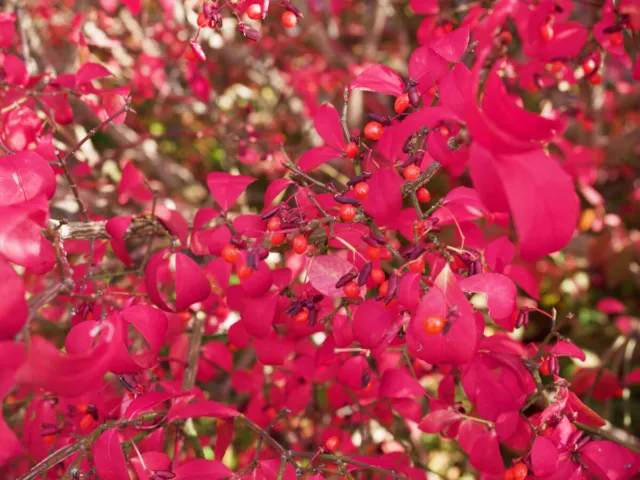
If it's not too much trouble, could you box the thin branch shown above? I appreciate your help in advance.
[182,313,204,391]
[576,422,640,455]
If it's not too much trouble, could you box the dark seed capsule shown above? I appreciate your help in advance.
[247,252,257,270]
[442,320,453,335]
[458,252,476,265]
[283,302,297,314]
[403,245,426,261]
[153,471,177,480]
[602,24,623,33]
[203,2,214,18]
[230,236,246,248]
[576,436,591,449]
[41,423,59,436]
[384,273,399,304]
[350,135,360,145]
[289,303,303,317]
[256,246,269,260]
[119,374,138,393]
[467,261,478,277]
[358,262,373,286]
[335,271,358,289]
[347,172,372,187]
[308,308,317,327]
[468,259,482,277]
[312,294,324,303]
[361,369,371,388]
[333,194,360,206]
[408,86,420,108]
[549,356,560,376]
[260,205,281,220]
[238,24,260,41]
[284,3,303,17]
[362,235,379,247]
[515,310,527,328]
[302,298,315,308]
[402,136,413,154]
[370,233,388,245]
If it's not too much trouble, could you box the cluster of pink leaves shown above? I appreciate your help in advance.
[2,0,640,479]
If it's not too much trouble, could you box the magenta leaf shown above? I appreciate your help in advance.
[428,25,469,62]
[314,103,346,151]
[168,400,241,422]
[418,407,461,434]
[105,216,133,267]
[264,178,293,205]
[201,341,233,372]
[551,341,586,361]
[297,146,341,172]
[121,0,142,15]
[352,299,397,349]
[76,62,113,86]
[408,46,449,89]
[92,429,129,480]
[308,255,355,297]
[0,151,56,206]
[241,291,279,338]
[580,441,640,480]
[361,168,403,224]
[379,369,425,398]
[458,273,517,330]
[0,258,28,340]
[118,162,153,205]
[206,172,256,211]
[124,391,179,419]
[531,436,560,476]
[173,459,232,480]
[350,65,404,97]
[596,297,625,314]
[484,236,515,272]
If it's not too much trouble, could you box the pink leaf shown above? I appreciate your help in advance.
[551,341,586,361]
[241,291,279,338]
[174,459,233,480]
[458,273,517,330]
[350,65,404,97]
[437,63,472,118]
[531,436,560,476]
[297,146,341,172]
[308,255,355,297]
[314,103,346,151]
[484,236,515,272]
[201,341,233,372]
[580,441,640,480]
[379,369,425,398]
[93,429,129,480]
[0,151,56,206]
[118,162,153,205]
[168,400,241,422]
[206,172,256,211]
[596,297,625,314]
[504,264,540,300]
[0,258,28,340]
[408,46,449,89]
[254,331,294,366]
[0,13,16,50]
[264,178,293,205]
[76,62,113,86]
[121,0,142,15]
[352,299,397,349]
[410,0,439,15]
[418,407,461,434]
[428,26,470,62]
[124,391,178,419]
[470,144,578,260]
[105,216,133,267]
[361,168,403,224]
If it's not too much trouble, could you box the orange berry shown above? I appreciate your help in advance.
[587,72,602,85]
[292,235,308,254]
[367,245,381,260]
[246,3,262,20]
[353,182,369,200]
[184,49,197,61]
[76,403,88,414]
[339,204,357,222]
[343,280,360,298]
[582,58,597,75]
[43,434,56,444]
[409,257,424,273]
[609,30,623,45]
[271,232,286,246]
[363,121,384,140]
[370,267,385,284]
[394,94,410,114]
[403,164,420,181]
[504,467,516,480]
[379,280,389,297]
[293,309,309,323]
[282,11,297,28]
[540,23,554,42]
[267,216,281,232]
[345,142,359,159]
[221,244,240,263]
[512,462,528,480]
[422,315,446,335]
[416,187,431,203]
[197,12,208,27]
[80,414,95,431]
[237,264,253,279]
[325,435,340,451]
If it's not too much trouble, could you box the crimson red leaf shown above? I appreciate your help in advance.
[352,299,397,349]
[458,273,517,330]
[168,400,240,422]
[297,146,340,172]
[264,178,293,205]
[350,65,404,97]
[206,172,256,212]
[360,168,403,224]
[379,369,425,398]
[241,291,279,338]
[93,429,129,480]
[314,103,346,151]
[429,26,470,62]
[418,408,461,434]
[0,258,28,340]
[531,436,560,476]
[124,391,178,419]
[105,216,133,267]
[308,255,355,297]
[551,341,586,361]
[76,62,113,86]
[118,162,153,205]
[0,151,56,206]
[408,46,449,89]
[121,0,142,15]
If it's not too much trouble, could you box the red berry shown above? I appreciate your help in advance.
[540,357,550,375]
[184,49,197,62]
[422,315,446,335]
[439,125,450,137]
[43,434,56,444]
[345,141,359,159]
[197,12,208,27]
[550,60,564,73]
[409,256,424,273]
[609,30,623,45]
[427,84,437,96]
[246,3,262,20]
[237,264,253,279]
[587,72,602,85]
[343,280,360,298]
[76,403,89,414]
[293,309,309,323]
[543,426,555,436]
[271,232,285,246]
[325,435,340,451]
[367,245,381,260]
[498,30,512,46]
[379,280,389,297]
[582,58,597,75]
[394,94,410,114]
[222,244,240,263]
[403,164,420,181]
[417,187,431,203]
[80,413,95,431]
[512,463,528,480]
[364,121,384,140]
[282,11,297,28]
[267,216,281,232]
[339,204,357,222]
[380,247,392,261]
[504,468,516,480]
[540,23,554,42]
[370,268,385,284]
[353,182,369,200]
[292,235,308,254]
